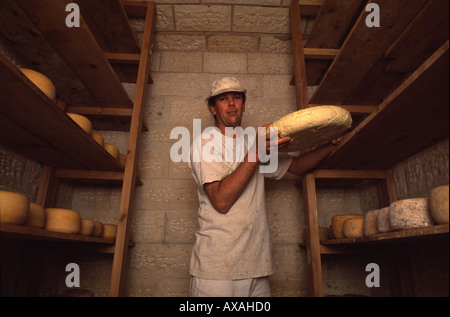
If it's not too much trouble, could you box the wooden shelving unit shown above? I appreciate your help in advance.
[0,0,156,297]
[290,0,449,297]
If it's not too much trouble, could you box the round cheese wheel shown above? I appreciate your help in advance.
[25,202,46,228]
[343,216,365,238]
[389,198,433,230]
[0,190,30,225]
[80,218,94,236]
[331,213,362,239]
[67,113,92,134]
[92,221,103,237]
[19,68,57,102]
[376,207,392,233]
[90,131,104,146]
[102,224,117,240]
[270,106,352,152]
[45,208,80,234]
[428,185,449,224]
[103,143,119,159]
[364,209,379,236]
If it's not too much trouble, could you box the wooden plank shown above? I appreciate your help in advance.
[305,0,365,49]
[319,41,449,170]
[290,0,309,109]
[36,166,58,208]
[302,173,324,297]
[304,48,340,59]
[0,53,124,171]
[310,0,428,105]
[314,169,387,179]
[15,0,133,107]
[109,1,156,297]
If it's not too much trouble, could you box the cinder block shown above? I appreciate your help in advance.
[175,5,232,32]
[160,51,203,73]
[203,52,248,74]
[233,6,290,34]
[207,35,258,53]
[248,53,293,74]
[165,210,198,243]
[154,34,206,52]
[259,36,293,54]
[131,209,165,243]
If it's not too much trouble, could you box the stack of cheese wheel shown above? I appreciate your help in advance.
[45,208,81,234]
[331,213,362,239]
[103,143,119,160]
[388,198,434,231]
[92,221,104,237]
[342,215,365,238]
[80,218,95,236]
[364,209,379,236]
[90,131,104,147]
[376,207,392,233]
[102,224,118,240]
[25,202,46,228]
[67,113,92,135]
[19,68,57,102]
[0,190,30,225]
[428,185,449,224]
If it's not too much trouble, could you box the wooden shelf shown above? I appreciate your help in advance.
[0,223,115,245]
[321,224,449,246]
[0,53,124,171]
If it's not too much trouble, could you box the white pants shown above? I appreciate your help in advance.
[188,276,271,297]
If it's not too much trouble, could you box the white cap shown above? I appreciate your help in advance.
[210,77,246,98]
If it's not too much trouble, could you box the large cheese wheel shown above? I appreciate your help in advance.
[331,213,362,239]
[80,218,94,236]
[45,208,80,234]
[428,185,449,224]
[270,106,352,152]
[103,143,119,159]
[376,207,392,233]
[343,216,365,238]
[389,198,433,230]
[102,224,117,240]
[92,221,103,237]
[19,68,57,102]
[67,113,92,134]
[0,190,29,225]
[90,131,104,146]
[364,209,379,236]
[25,202,46,228]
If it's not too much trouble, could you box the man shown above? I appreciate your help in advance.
[188,77,345,297]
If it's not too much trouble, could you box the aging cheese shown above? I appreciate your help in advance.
[428,185,449,224]
[45,208,81,234]
[80,218,94,236]
[343,216,365,238]
[0,190,30,225]
[376,207,392,233]
[102,224,117,240]
[270,106,352,152]
[19,68,57,102]
[67,113,92,134]
[364,209,379,236]
[331,213,362,239]
[92,221,103,237]
[25,202,46,228]
[389,198,434,230]
[90,131,104,146]
[103,143,119,159]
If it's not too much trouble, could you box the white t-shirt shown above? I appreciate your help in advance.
[188,127,292,280]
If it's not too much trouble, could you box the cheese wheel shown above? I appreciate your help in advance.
[270,106,352,152]
[0,190,30,225]
[67,113,92,134]
[343,216,365,238]
[376,207,392,233]
[80,218,94,236]
[92,221,103,237]
[364,209,379,236]
[45,208,80,234]
[90,131,104,146]
[331,213,362,239]
[25,202,46,228]
[428,185,449,224]
[102,224,117,239]
[19,68,57,102]
[103,143,119,159]
[389,198,433,230]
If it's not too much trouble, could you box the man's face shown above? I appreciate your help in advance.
[210,92,245,130]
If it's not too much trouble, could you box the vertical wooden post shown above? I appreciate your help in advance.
[385,169,398,203]
[36,165,57,207]
[302,173,323,297]
[290,0,309,109]
[108,2,155,297]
